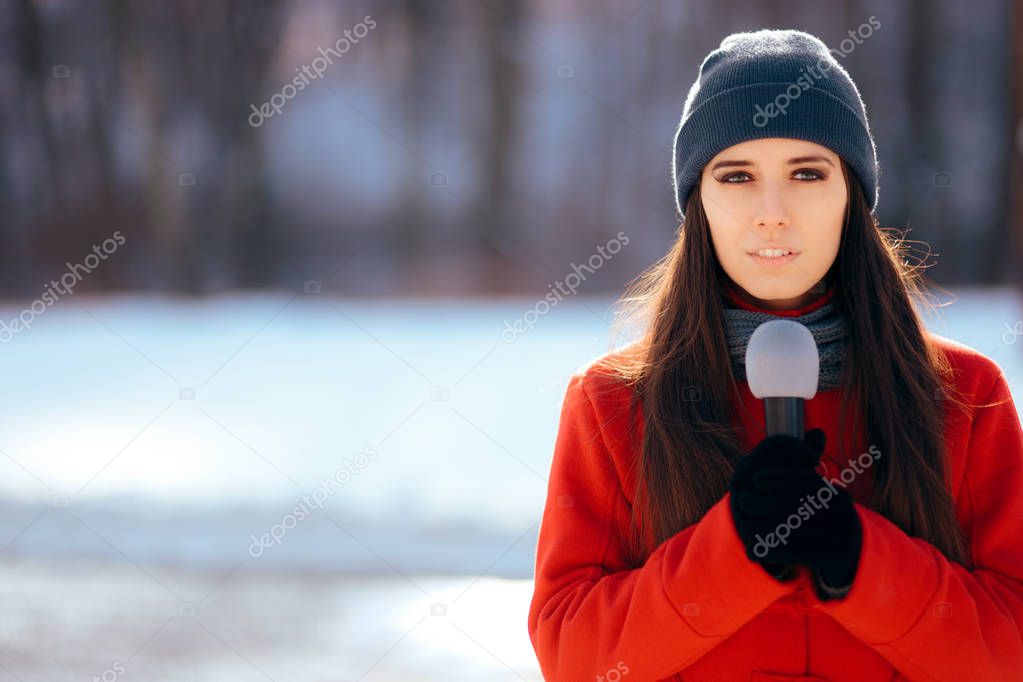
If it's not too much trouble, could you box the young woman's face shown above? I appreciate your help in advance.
[699,138,848,311]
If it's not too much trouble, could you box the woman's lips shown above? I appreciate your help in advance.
[749,251,799,267]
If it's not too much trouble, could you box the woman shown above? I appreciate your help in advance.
[527,28,1023,681]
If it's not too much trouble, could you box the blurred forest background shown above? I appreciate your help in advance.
[1,0,1021,298]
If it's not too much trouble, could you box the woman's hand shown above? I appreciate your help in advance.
[728,428,862,600]
[729,429,825,576]
[747,462,862,600]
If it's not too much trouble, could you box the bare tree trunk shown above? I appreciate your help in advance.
[125,12,196,292]
[906,0,951,278]
[395,0,434,281]
[210,1,283,291]
[1008,0,1023,290]
[476,0,524,292]
[15,0,64,210]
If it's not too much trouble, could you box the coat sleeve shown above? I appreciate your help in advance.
[810,367,1023,681]
[527,372,799,681]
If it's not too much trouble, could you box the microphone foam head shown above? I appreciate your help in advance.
[745,319,819,399]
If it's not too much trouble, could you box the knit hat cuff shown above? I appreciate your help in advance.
[673,81,879,218]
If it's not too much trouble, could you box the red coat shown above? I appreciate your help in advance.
[528,321,1023,680]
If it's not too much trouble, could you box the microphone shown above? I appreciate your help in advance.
[745,319,819,437]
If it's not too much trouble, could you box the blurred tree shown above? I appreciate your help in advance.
[1011,0,1023,288]
[477,0,525,292]
[395,0,436,283]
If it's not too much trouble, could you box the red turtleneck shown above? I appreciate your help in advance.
[723,279,837,317]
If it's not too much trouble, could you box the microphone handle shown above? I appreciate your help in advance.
[764,397,804,438]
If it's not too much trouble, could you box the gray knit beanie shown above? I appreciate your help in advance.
[672,29,879,219]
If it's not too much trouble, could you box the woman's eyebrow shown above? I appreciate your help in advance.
[788,155,834,167]
[709,155,835,171]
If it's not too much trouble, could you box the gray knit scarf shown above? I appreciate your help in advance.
[722,295,848,391]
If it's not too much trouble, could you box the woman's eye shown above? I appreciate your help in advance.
[722,172,751,183]
[794,169,825,181]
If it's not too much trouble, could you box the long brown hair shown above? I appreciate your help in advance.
[603,161,973,568]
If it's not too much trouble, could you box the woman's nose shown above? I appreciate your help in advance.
[754,190,790,233]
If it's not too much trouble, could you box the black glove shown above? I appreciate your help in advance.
[730,429,862,600]
[749,460,862,600]
[728,429,826,581]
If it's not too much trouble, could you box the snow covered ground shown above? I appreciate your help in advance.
[0,558,541,681]
[0,287,1019,679]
